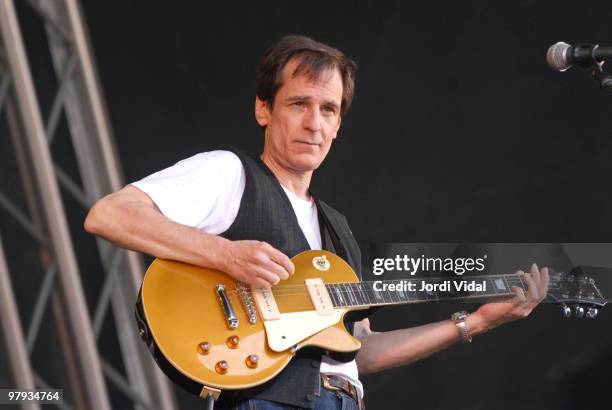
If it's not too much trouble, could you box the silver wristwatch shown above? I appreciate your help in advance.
[451,311,472,343]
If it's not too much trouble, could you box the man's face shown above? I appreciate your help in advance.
[256,58,343,173]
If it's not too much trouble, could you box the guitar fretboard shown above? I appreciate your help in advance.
[324,275,529,308]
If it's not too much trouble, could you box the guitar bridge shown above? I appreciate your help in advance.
[237,282,257,324]
[216,284,239,329]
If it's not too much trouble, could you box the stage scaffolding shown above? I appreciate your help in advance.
[0,1,177,409]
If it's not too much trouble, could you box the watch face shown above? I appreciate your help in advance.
[452,311,469,321]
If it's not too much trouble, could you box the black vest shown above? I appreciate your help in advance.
[217,147,362,409]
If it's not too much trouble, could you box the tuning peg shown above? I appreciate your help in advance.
[586,306,599,319]
[574,304,585,318]
[561,304,572,318]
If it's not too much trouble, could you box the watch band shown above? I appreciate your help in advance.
[451,311,472,343]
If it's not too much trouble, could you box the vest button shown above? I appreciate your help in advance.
[311,360,319,368]
[306,394,314,402]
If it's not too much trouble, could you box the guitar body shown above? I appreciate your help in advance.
[137,250,363,395]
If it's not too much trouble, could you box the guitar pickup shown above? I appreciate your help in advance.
[252,286,280,320]
[305,278,334,316]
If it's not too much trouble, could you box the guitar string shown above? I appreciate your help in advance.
[232,286,527,299]
[205,292,584,313]
[262,271,558,287]
[206,285,583,314]
[217,296,578,318]
[222,276,565,295]
[180,276,576,308]
[217,291,544,312]
[205,278,568,301]
[215,279,573,308]
[217,273,548,291]
[235,279,533,293]
[222,282,523,300]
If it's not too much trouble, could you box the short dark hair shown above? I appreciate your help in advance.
[256,35,357,116]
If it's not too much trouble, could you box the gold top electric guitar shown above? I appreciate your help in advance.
[135,249,606,399]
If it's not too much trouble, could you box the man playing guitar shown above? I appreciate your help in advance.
[85,35,549,410]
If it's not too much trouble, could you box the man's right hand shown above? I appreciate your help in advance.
[218,240,295,287]
[85,185,294,287]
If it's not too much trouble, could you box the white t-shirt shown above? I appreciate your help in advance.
[132,150,364,398]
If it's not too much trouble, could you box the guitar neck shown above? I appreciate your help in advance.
[325,274,532,308]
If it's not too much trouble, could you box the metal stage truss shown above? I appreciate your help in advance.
[0,0,177,409]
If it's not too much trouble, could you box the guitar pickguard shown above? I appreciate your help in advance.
[263,309,345,352]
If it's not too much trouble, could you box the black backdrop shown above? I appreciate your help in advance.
[48,0,612,408]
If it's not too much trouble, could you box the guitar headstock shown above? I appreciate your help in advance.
[548,267,607,319]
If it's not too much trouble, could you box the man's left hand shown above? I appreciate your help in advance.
[469,263,550,334]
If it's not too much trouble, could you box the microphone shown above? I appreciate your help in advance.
[547,42,612,71]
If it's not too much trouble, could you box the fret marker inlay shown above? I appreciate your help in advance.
[494,279,506,290]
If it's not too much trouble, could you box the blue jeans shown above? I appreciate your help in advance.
[232,388,360,410]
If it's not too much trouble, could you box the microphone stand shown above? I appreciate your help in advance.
[591,63,612,93]
[584,45,612,93]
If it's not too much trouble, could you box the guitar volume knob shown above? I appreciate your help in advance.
[246,354,259,368]
[215,360,229,374]
[197,342,211,355]
[226,335,240,348]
